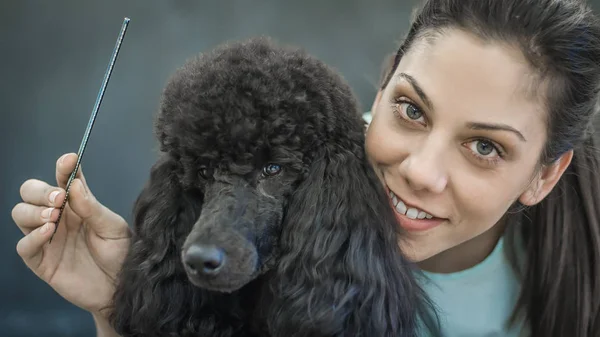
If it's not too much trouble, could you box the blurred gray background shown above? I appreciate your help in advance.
[3,0,600,336]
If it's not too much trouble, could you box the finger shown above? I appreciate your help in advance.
[11,203,59,235]
[16,222,55,270]
[19,179,64,207]
[67,179,129,239]
[56,153,87,189]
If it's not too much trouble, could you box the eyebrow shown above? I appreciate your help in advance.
[467,122,527,142]
[395,72,434,111]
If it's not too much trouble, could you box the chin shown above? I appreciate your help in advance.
[396,234,442,263]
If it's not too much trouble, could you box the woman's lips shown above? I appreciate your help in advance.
[387,188,446,232]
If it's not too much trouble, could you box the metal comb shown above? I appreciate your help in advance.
[50,17,131,242]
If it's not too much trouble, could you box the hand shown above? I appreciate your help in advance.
[11,153,131,318]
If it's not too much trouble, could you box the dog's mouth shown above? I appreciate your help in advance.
[181,234,260,293]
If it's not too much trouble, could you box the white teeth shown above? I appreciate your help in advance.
[389,190,435,219]
[406,208,419,219]
[395,200,407,215]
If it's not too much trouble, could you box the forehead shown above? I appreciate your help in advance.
[393,29,547,137]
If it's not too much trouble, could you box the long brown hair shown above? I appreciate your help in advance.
[380,0,600,335]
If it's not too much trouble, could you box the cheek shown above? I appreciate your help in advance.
[254,198,284,256]
[451,167,531,236]
[366,117,411,166]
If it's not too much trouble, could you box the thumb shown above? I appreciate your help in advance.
[67,179,130,239]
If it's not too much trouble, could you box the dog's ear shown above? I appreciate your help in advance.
[108,153,205,337]
[269,144,437,337]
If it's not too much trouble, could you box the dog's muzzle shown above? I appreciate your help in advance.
[181,182,267,292]
[183,244,227,276]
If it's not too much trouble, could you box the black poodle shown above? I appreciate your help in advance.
[108,37,436,337]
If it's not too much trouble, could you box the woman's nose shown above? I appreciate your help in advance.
[398,140,448,194]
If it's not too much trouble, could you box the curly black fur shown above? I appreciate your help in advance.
[108,37,436,337]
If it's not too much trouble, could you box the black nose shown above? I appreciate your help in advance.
[183,244,226,275]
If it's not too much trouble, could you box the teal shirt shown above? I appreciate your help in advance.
[362,111,528,336]
[418,237,528,337]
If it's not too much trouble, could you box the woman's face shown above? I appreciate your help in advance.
[366,28,551,267]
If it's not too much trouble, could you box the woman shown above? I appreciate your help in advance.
[11,0,600,335]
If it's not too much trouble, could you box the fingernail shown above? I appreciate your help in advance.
[41,208,53,221]
[49,191,59,203]
[40,223,49,234]
[59,154,67,165]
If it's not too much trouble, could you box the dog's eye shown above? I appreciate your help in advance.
[198,166,210,179]
[262,163,282,177]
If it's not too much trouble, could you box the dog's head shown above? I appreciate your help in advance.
[154,37,366,293]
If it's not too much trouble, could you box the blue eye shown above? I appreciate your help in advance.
[405,103,422,120]
[262,163,282,176]
[476,140,495,156]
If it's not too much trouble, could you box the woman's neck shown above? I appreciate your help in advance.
[418,219,507,274]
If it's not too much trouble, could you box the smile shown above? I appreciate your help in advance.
[387,189,445,232]
[389,190,434,219]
